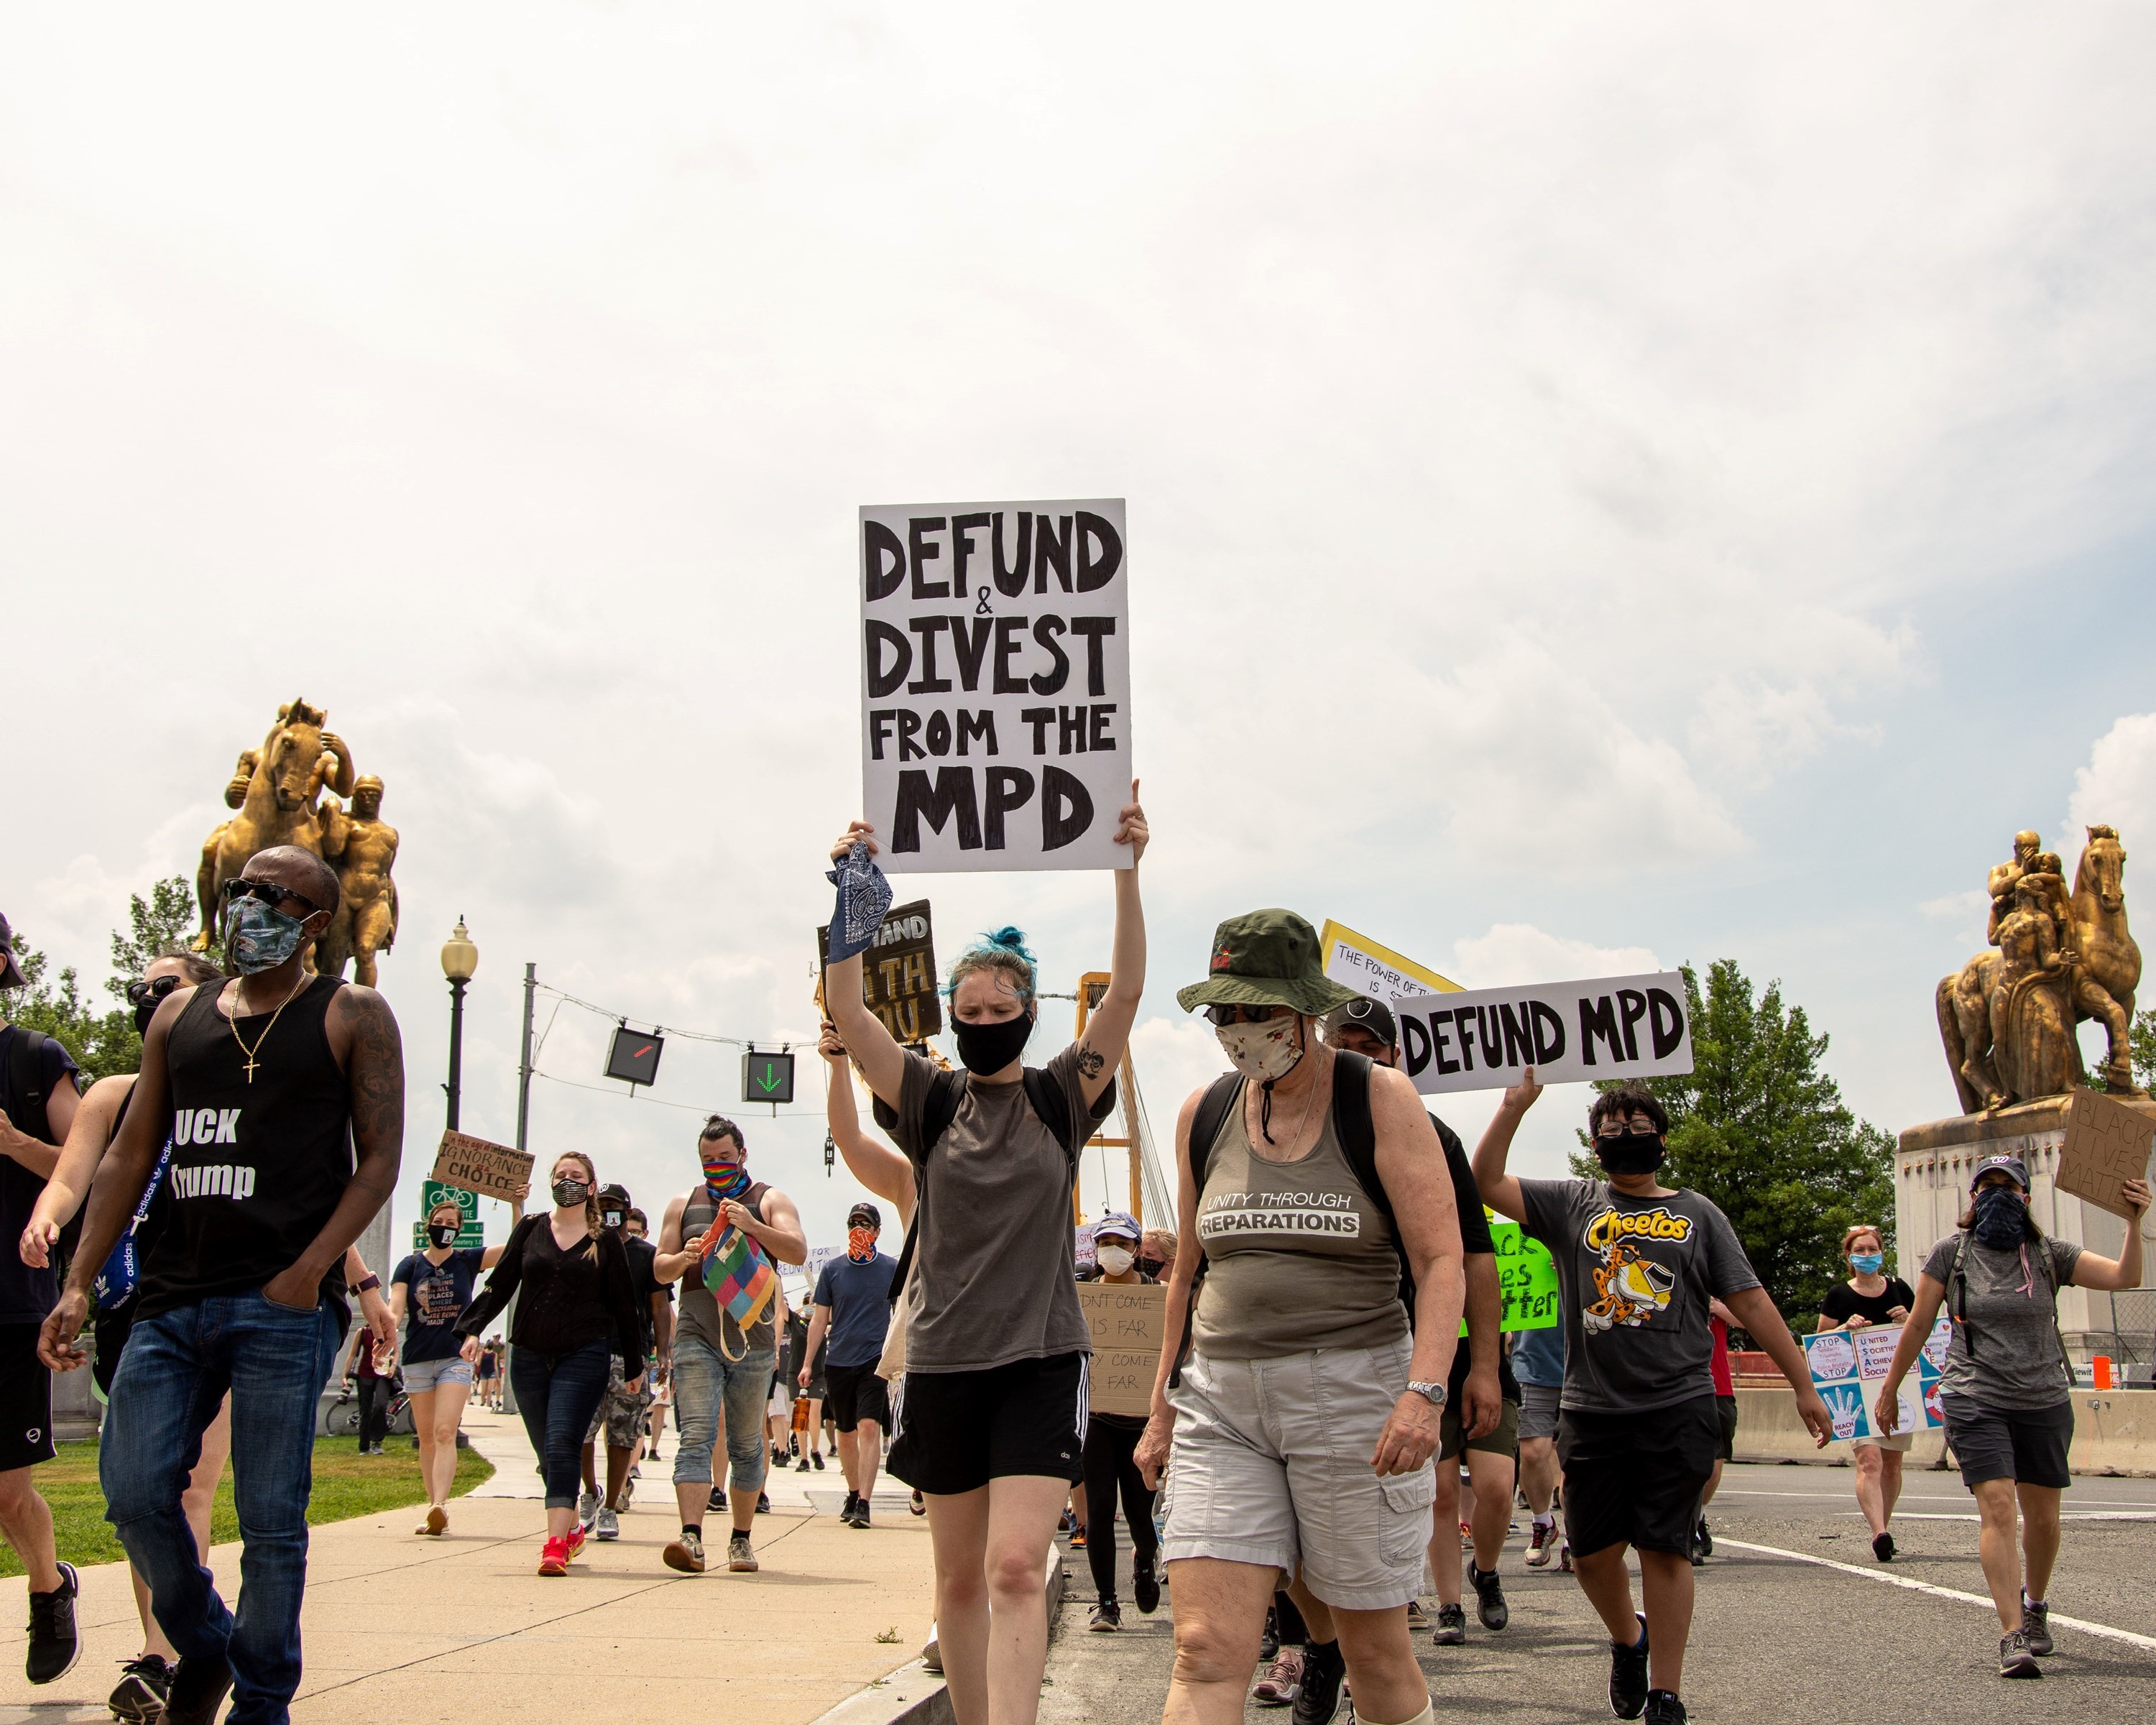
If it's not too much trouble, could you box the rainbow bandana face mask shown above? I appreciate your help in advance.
[700,1144,777,1356]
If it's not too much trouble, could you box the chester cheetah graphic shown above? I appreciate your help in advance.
[1584,1240,1677,1332]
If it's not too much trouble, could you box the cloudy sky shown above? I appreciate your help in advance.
[6,5,2155,1254]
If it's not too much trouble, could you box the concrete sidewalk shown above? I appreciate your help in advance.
[1,1409,939,1724]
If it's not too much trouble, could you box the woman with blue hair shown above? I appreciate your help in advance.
[822,782,1148,1725]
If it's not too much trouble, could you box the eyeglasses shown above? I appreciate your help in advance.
[221,877,320,916]
[1204,1003,1286,1026]
[1594,1122,1663,1140]
[125,975,185,1008]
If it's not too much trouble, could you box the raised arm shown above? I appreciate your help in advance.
[822,822,908,1107]
[820,1024,915,1220]
[20,1074,134,1269]
[1135,1085,1208,1489]
[1072,781,1148,1108]
[2068,1180,2149,1290]
[1472,1071,1542,1222]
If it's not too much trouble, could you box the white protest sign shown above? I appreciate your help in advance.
[1317,919,1459,1005]
[860,500,1133,873]
[802,1245,842,1297]
[1393,972,1694,1095]
[1802,1317,1948,1442]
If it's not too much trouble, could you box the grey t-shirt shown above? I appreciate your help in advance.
[894,1044,1109,1374]
[1517,1178,1760,1415]
[1920,1230,2082,1409]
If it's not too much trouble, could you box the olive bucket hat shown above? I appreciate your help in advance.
[1176,909,1364,1018]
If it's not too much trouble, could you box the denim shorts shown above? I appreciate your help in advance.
[1162,1337,1435,1611]
[402,1356,474,1392]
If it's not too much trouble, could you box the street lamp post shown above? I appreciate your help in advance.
[441,917,478,1131]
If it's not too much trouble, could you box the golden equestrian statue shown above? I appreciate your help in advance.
[1937,825,2142,1110]
[317,775,400,985]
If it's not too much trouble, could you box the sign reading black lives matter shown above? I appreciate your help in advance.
[860,500,1133,873]
[1391,972,1695,1095]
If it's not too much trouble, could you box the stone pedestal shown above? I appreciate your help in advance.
[1897,1096,2156,1370]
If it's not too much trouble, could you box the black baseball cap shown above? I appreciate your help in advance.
[0,912,24,990]
[847,1201,882,1228]
[599,1182,632,1208]
[1323,995,1398,1049]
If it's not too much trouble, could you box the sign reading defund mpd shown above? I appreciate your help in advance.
[1392,972,1695,1095]
[860,500,1133,873]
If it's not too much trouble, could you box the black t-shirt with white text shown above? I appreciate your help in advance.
[0,1026,80,1322]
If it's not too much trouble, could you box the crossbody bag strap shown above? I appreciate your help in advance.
[1168,1072,1244,1389]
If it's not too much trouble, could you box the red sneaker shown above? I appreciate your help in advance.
[538,1536,571,1577]
[565,1523,587,1560]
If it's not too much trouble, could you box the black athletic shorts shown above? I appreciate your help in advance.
[1939,1394,2073,1491]
[1557,1394,1719,1559]
[0,1323,57,1472]
[1715,1394,1739,1463]
[888,1351,1087,1495]
[825,1360,892,1434]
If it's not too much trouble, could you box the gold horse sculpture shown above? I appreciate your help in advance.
[193,699,355,951]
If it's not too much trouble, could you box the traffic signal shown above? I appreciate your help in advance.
[606,1025,665,1089]
[742,1046,796,1105]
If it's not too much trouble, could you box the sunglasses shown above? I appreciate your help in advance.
[1594,1122,1663,1140]
[1204,1003,1287,1026]
[221,877,321,916]
[125,975,185,1008]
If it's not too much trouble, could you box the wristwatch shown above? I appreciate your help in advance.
[1406,1379,1449,1409]
[354,1274,382,1295]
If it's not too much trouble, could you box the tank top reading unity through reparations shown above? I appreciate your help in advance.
[1190,1095,1407,1360]
[135,974,356,1330]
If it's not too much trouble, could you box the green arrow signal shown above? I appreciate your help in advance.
[757,1066,782,1093]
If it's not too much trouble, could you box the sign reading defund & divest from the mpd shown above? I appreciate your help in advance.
[860,500,1133,873]
[1391,972,1695,1095]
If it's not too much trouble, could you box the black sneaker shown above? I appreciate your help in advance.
[1610,1612,1650,1720]
[796,1456,811,1472]
[707,1485,727,1514]
[1693,1516,1713,1558]
[1468,1562,1508,1631]
[24,1560,80,1684]
[811,1452,825,1471]
[1290,1639,1345,1725]
[849,1499,872,1529]
[1258,1605,1280,1662]
[2021,1594,2053,1657]
[1089,1598,1122,1632]
[1133,1556,1161,1615]
[1998,1629,2041,1678]
[841,1490,860,1523]
[1873,1532,1896,1563]
[1432,1603,1467,1645]
[1644,1690,1688,1724]
[755,1491,771,1515]
[164,1652,236,1725]
[109,1653,172,1722]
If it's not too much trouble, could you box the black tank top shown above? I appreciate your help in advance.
[136,973,355,1329]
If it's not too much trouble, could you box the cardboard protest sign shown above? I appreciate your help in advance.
[1492,1219,1559,1330]
[860,500,1133,873]
[1801,1317,1949,1443]
[1079,1280,1164,1416]
[1317,919,1460,1005]
[430,1131,535,1204]
[2057,1088,2156,1221]
[818,898,943,1044]
[1392,972,1693,1095]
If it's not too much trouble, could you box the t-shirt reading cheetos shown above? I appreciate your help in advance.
[1516,1179,1759,1416]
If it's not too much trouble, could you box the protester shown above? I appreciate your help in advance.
[653,1114,806,1576]
[577,1182,671,1540]
[1139,1226,1176,1282]
[453,1149,645,1576]
[789,1295,828,1471]
[1322,997,1514,1647]
[1815,1225,1915,1562]
[803,1200,898,1528]
[1474,1073,1831,1725]
[1072,1211,1160,1632]
[821,786,1146,1725]
[474,1334,499,1409]
[1135,910,1468,1725]
[1511,1322,1565,1570]
[38,849,406,1725]
[349,1322,396,1455]
[392,1187,525,1534]
[0,911,85,1688]
[1874,1157,2149,1678]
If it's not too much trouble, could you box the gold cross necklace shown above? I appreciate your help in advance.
[226,972,308,1084]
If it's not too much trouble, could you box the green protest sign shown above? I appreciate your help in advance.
[1454,1212,1560,1333]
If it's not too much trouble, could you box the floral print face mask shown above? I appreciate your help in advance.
[1214,1013,1305,1085]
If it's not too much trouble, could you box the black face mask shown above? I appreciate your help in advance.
[1971,1185,2030,1250]
[953,1009,1035,1075]
[428,1223,459,1248]
[134,998,160,1036]
[1594,1133,1667,1177]
[553,1178,589,1208]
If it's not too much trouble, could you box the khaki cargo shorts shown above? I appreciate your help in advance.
[1161,1335,1435,1611]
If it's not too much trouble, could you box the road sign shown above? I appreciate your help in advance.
[606,1025,665,1088]
[742,1048,796,1105]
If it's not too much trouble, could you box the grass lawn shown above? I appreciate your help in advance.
[1,1437,494,1578]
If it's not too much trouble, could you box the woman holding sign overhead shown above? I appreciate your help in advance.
[1815,1224,1915,1563]
[821,782,1146,1725]
[1874,1154,2149,1680]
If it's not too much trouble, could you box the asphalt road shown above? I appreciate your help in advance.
[1038,1463,2156,1725]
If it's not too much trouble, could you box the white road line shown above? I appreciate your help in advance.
[1879,1512,2156,1524]
[1718,1538,2156,1652]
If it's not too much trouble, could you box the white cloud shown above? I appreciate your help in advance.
[1449,924,1663,990]
[2062,713,2156,877]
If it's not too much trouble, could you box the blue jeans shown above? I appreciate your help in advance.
[671,1331,777,1494]
[101,1289,341,1725]
[509,1338,612,1508]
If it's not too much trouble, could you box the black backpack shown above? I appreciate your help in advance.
[885,1065,1115,1307]
[1172,1050,1411,1384]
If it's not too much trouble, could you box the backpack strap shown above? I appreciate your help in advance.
[4,1029,54,1141]
[1326,1051,1417,1326]
[1167,1072,1245,1387]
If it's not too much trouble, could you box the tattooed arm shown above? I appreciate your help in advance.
[1074,780,1148,1108]
[262,984,405,1312]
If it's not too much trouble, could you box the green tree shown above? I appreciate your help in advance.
[106,876,216,997]
[2131,1008,2155,1092]
[1570,960,1897,1329]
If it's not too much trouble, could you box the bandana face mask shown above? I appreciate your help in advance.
[847,1225,877,1262]
[1215,1015,1304,1085]
[224,896,310,975]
